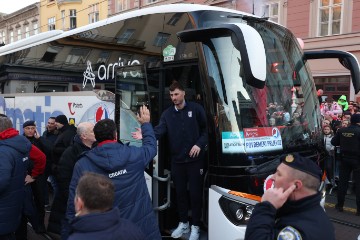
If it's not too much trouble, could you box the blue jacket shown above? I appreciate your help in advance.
[68,208,145,240]
[0,130,31,234]
[66,123,161,240]
[154,101,208,163]
[245,193,335,240]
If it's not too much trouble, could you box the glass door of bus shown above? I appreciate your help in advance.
[114,64,156,200]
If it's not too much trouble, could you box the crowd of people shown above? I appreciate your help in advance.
[0,81,207,240]
[318,90,360,218]
[0,111,160,240]
[244,94,360,240]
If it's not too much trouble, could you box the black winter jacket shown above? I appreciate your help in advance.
[52,124,77,165]
[48,135,91,234]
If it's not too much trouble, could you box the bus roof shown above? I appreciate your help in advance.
[0,4,257,56]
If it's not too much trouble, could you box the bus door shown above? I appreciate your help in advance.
[139,61,204,233]
[114,64,158,202]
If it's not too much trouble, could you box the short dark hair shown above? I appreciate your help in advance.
[76,172,115,212]
[94,119,117,142]
[0,116,13,133]
[49,117,56,120]
[169,81,184,92]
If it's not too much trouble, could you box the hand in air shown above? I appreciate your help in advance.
[137,105,150,125]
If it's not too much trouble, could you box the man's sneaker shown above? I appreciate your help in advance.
[171,222,189,238]
[189,225,200,240]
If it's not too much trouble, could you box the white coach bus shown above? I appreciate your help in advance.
[1,4,359,239]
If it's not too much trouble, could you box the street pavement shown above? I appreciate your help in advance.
[324,187,360,240]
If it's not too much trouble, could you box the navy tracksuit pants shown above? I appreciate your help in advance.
[171,160,204,226]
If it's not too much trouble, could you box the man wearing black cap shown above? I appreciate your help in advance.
[21,120,52,234]
[331,113,360,216]
[245,153,335,240]
[52,115,77,170]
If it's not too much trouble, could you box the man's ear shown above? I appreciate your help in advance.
[294,180,302,189]
[75,195,84,216]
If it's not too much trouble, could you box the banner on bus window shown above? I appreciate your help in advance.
[221,127,283,154]
[221,131,245,153]
[243,127,283,153]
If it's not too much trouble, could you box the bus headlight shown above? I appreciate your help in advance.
[235,208,243,220]
[218,197,254,226]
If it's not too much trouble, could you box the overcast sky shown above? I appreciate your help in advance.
[1,0,39,14]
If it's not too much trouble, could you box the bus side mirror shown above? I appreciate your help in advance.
[304,50,360,94]
[177,23,266,89]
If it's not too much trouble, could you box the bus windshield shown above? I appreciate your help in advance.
[198,12,321,156]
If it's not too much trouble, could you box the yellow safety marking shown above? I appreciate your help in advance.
[325,203,357,213]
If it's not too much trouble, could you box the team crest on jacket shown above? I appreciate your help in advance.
[277,226,302,240]
[188,111,192,117]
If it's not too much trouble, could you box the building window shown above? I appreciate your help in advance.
[0,31,5,44]
[261,1,279,23]
[314,75,349,101]
[48,17,56,31]
[61,10,66,30]
[319,0,342,36]
[153,32,170,47]
[33,22,39,35]
[147,0,157,4]
[70,9,77,29]
[97,51,110,64]
[17,28,22,41]
[25,26,30,38]
[117,29,135,44]
[10,31,14,43]
[89,4,99,23]
[40,46,63,62]
[65,48,90,64]
[167,13,183,26]
[116,0,128,12]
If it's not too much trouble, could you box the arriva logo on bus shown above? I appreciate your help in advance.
[83,58,141,88]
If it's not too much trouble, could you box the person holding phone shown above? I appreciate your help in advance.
[245,153,335,240]
[22,120,51,234]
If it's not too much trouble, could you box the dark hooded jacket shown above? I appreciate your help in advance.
[52,124,77,166]
[66,123,161,240]
[0,128,31,234]
[68,208,145,240]
[48,135,92,234]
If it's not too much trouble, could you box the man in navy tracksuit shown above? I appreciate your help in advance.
[134,81,208,240]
